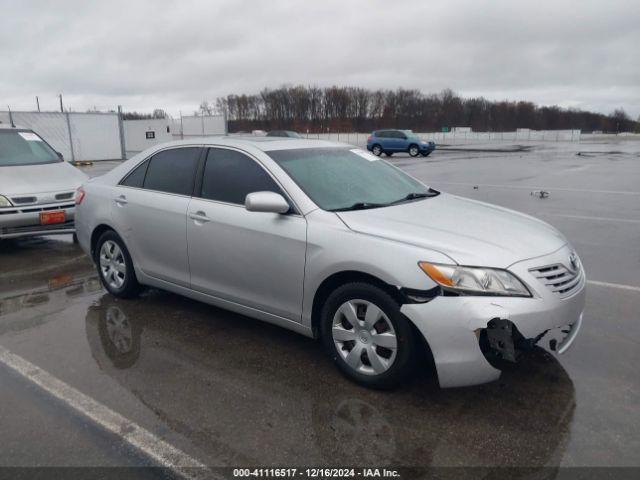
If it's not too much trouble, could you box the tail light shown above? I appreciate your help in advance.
[367,136,373,142]
[75,187,86,205]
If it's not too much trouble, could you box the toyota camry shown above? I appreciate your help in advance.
[75,137,585,389]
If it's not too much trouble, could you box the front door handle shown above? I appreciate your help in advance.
[189,211,210,223]
[115,195,128,206]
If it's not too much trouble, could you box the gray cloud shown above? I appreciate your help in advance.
[1,0,639,117]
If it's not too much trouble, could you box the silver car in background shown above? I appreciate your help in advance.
[75,137,585,389]
[0,126,88,240]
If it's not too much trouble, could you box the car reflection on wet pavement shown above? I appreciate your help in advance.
[86,292,575,470]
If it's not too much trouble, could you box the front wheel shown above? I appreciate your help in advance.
[408,145,420,157]
[371,144,383,156]
[95,230,141,298]
[321,282,417,389]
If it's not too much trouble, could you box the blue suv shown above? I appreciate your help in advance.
[366,130,436,157]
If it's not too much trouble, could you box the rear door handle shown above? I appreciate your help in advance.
[115,195,128,206]
[189,211,210,223]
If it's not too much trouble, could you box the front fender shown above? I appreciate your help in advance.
[302,209,451,326]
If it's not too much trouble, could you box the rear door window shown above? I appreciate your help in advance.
[143,147,201,196]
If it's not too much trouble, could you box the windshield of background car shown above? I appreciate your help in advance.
[0,130,61,166]
[267,147,429,211]
[404,131,420,140]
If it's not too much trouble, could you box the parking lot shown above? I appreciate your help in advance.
[1,139,639,476]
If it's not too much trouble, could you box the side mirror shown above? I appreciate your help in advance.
[56,151,64,160]
[245,191,290,214]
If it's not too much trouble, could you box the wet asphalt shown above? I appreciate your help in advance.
[0,141,638,474]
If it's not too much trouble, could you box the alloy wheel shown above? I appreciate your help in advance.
[332,299,398,376]
[99,240,126,290]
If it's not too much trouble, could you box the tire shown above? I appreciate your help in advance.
[408,144,420,157]
[371,144,383,156]
[95,230,141,298]
[420,151,431,157]
[320,282,417,389]
[384,152,393,157]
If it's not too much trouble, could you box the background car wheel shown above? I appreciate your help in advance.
[420,151,431,157]
[408,145,419,157]
[372,144,383,156]
[95,230,141,299]
[321,282,416,389]
[384,152,393,157]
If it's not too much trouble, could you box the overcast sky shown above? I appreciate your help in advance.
[2,0,638,118]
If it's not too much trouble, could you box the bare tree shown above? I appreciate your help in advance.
[215,85,638,134]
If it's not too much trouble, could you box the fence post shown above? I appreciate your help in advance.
[65,112,76,162]
[117,105,127,160]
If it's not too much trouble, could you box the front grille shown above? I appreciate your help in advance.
[1,220,75,235]
[529,263,583,298]
[11,196,37,204]
[55,192,75,200]
[0,203,75,215]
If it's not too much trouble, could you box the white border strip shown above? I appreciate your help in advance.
[587,280,640,293]
[0,345,213,479]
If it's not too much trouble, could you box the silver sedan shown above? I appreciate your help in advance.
[75,137,585,389]
[0,126,88,239]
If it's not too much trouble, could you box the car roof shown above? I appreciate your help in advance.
[148,135,347,152]
[375,129,412,133]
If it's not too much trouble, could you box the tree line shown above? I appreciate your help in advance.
[204,86,638,134]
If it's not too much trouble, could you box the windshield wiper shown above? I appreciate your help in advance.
[390,189,440,205]
[331,189,439,212]
[330,202,388,212]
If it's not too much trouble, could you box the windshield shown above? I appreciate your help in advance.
[267,147,432,211]
[403,131,420,140]
[0,130,61,166]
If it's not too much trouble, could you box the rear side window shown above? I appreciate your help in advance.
[143,147,200,195]
[200,148,283,205]
[376,131,387,138]
[121,159,149,188]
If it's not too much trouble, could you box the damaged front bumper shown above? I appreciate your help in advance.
[400,248,586,388]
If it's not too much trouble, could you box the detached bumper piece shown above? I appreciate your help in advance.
[479,318,544,365]
[478,314,582,367]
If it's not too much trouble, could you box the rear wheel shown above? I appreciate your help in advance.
[321,282,416,389]
[371,144,383,156]
[408,145,420,157]
[95,230,141,298]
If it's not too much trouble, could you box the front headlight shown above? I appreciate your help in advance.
[418,262,531,297]
[0,195,13,208]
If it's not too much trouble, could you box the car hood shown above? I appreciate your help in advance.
[0,162,88,196]
[336,193,566,268]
